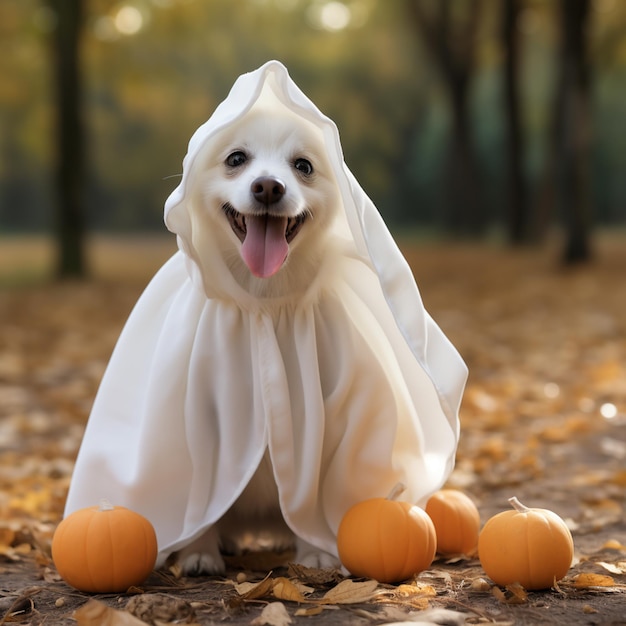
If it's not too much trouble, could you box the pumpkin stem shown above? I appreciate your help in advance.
[386,482,406,501]
[99,499,115,512]
[508,496,530,513]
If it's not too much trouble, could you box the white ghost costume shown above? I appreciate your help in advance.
[64,61,468,567]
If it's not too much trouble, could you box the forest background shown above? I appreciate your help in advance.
[1,0,625,278]
[2,3,626,622]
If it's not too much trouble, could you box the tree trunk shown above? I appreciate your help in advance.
[502,0,529,244]
[447,80,483,234]
[557,0,592,264]
[406,0,484,235]
[51,0,86,277]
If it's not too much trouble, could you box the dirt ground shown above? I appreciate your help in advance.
[1,235,625,625]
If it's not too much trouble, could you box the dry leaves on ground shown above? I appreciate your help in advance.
[1,236,626,625]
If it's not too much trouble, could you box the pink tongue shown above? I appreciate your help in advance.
[241,214,289,278]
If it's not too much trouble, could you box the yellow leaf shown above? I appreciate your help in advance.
[0,542,31,561]
[321,579,378,604]
[271,577,309,602]
[74,600,147,626]
[400,582,437,597]
[573,573,616,588]
[506,582,528,603]
[375,581,436,608]
[235,573,275,600]
[491,583,527,605]
[602,539,626,551]
[167,562,183,579]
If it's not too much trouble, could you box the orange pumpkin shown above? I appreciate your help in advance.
[426,489,480,556]
[52,501,158,593]
[337,483,436,583]
[478,496,574,590]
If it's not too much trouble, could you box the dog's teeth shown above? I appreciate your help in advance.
[286,214,306,240]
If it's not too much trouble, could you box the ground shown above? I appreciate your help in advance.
[1,235,625,625]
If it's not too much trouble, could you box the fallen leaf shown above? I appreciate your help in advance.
[0,542,31,561]
[250,602,292,626]
[271,577,310,602]
[233,581,263,596]
[74,600,147,626]
[491,583,527,605]
[321,579,379,604]
[469,577,492,591]
[375,582,436,610]
[294,606,324,617]
[234,573,275,599]
[287,562,342,585]
[573,573,616,588]
[402,583,433,597]
[166,562,183,579]
[294,604,340,616]
[596,561,626,575]
[125,593,196,624]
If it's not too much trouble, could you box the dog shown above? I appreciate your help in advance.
[64,62,467,581]
[172,101,345,574]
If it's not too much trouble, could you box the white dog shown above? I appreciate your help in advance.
[174,102,345,573]
[64,61,467,577]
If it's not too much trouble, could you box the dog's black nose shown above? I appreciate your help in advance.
[251,177,286,205]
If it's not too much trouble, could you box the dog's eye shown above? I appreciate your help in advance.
[294,158,313,176]
[226,151,247,167]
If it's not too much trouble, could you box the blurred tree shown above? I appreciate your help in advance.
[405,0,485,235]
[50,0,86,277]
[502,0,529,244]
[2,0,624,243]
[555,0,592,263]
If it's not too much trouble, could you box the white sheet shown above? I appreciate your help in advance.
[64,61,467,566]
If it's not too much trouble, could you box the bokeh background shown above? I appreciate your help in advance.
[2,6,626,622]
[1,0,625,279]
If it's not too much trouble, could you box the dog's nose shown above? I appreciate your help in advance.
[251,177,286,205]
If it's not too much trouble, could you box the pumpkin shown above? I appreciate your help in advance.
[337,483,436,583]
[478,496,574,590]
[52,500,158,593]
[425,489,480,556]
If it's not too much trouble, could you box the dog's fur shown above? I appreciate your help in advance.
[173,102,344,574]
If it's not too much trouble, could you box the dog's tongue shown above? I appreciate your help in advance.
[241,214,289,278]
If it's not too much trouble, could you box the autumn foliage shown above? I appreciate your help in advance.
[1,238,626,624]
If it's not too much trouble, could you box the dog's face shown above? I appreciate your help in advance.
[197,104,341,296]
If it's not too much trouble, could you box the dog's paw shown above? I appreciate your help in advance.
[174,527,225,575]
[295,537,340,569]
[178,550,225,576]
